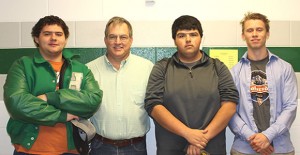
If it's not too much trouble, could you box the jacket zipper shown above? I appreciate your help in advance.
[189,69,193,78]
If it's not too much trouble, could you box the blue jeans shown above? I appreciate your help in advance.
[13,150,79,155]
[90,137,147,155]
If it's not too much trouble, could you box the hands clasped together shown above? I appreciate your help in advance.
[248,133,274,155]
[184,129,209,155]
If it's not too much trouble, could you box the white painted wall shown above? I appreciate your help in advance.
[1,0,300,154]
[1,0,300,22]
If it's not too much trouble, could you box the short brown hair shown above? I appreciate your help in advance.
[240,12,270,33]
[104,16,133,38]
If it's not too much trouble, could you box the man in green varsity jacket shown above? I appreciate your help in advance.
[3,15,102,155]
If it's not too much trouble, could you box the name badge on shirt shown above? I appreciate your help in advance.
[69,72,83,91]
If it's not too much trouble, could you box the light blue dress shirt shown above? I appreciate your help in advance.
[87,53,154,140]
[229,50,298,154]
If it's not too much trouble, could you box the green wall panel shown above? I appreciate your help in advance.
[0,48,35,74]
[0,47,299,74]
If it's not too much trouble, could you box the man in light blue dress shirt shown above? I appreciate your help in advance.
[229,12,297,155]
[87,16,153,155]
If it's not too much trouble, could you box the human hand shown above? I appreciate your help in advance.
[248,133,271,152]
[37,94,47,101]
[67,113,79,121]
[186,144,201,155]
[184,129,208,149]
[259,145,274,155]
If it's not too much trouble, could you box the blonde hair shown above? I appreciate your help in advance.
[240,12,270,33]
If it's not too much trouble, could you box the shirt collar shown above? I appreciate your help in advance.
[241,49,278,63]
[33,49,77,64]
[173,50,209,66]
[104,52,131,68]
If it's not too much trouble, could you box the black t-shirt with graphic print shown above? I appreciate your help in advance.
[249,56,270,132]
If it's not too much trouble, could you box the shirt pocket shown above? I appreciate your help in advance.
[132,91,145,105]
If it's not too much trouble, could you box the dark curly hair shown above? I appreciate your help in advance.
[31,15,69,47]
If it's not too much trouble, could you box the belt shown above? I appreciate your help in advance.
[94,134,145,147]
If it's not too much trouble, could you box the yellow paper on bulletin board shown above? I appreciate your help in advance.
[209,49,238,69]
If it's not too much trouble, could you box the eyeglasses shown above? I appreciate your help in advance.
[107,34,130,42]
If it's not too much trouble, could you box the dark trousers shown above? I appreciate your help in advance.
[13,150,79,155]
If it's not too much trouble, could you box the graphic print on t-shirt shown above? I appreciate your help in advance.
[250,70,269,106]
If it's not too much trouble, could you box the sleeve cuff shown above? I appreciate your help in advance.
[242,126,256,141]
[45,91,60,107]
[262,130,275,143]
[58,111,67,122]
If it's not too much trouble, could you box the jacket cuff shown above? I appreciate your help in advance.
[45,91,60,107]
[58,111,67,123]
